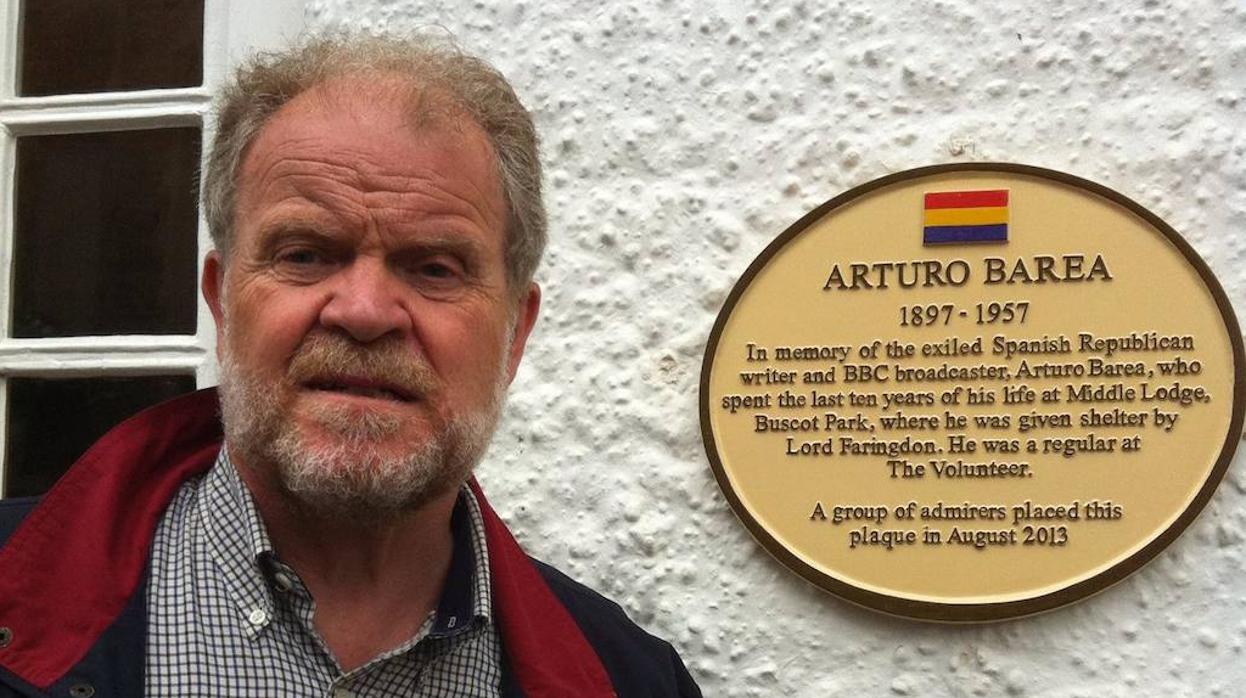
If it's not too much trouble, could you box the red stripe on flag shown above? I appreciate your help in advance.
[924,190,1009,209]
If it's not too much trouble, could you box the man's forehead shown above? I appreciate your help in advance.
[226,75,508,261]
[235,75,504,217]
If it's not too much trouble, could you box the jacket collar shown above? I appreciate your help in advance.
[0,388,615,696]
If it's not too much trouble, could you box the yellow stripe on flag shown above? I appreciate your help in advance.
[923,206,1008,227]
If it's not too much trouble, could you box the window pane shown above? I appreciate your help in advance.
[13,128,201,338]
[4,375,197,498]
[20,0,205,96]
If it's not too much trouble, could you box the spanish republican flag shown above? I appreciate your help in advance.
[923,189,1009,244]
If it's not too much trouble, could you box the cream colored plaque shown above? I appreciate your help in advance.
[700,164,1244,621]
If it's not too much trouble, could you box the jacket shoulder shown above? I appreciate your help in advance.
[530,558,701,697]
[0,497,39,547]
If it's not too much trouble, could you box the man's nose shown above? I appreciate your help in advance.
[318,257,412,342]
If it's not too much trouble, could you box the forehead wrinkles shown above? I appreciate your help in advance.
[359,167,502,230]
[246,155,503,238]
[241,153,363,220]
[239,110,505,235]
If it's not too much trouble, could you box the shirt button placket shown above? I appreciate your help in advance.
[248,608,270,627]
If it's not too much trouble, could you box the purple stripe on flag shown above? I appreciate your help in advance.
[923,224,1008,244]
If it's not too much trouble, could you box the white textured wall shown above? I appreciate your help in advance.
[306,2,1245,695]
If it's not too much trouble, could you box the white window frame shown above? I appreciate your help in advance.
[0,0,234,495]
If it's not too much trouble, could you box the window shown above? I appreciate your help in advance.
[0,0,230,497]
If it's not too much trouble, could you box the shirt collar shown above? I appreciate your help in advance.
[198,448,493,639]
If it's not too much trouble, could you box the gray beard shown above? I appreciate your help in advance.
[216,338,507,523]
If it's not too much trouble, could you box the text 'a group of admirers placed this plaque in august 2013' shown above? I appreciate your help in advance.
[700,163,1244,622]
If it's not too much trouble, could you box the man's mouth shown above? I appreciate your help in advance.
[304,378,416,403]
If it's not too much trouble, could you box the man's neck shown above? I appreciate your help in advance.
[232,448,458,672]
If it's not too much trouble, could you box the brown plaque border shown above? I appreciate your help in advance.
[699,162,1246,622]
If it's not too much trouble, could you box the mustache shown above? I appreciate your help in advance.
[285,331,438,399]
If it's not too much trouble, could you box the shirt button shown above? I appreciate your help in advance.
[273,572,295,592]
[247,608,270,627]
[332,688,356,698]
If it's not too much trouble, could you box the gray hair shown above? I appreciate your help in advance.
[202,32,546,292]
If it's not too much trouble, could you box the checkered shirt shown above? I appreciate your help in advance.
[145,450,502,697]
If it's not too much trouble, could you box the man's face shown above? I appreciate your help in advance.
[203,78,539,517]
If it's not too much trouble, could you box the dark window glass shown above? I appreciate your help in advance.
[13,128,200,338]
[4,375,196,497]
[20,0,205,96]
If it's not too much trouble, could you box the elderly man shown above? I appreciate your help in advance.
[0,35,699,697]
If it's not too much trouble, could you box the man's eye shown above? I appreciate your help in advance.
[404,257,467,284]
[278,248,328,266]
[419,262,455,278]
[271,246,339,281]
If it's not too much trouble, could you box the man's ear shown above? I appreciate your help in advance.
[201,251,226,357]
[505,282,541,383]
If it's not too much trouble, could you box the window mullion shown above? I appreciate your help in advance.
[0,0,18,99]
[0,129,12,343]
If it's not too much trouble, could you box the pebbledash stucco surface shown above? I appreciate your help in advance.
[305,2,1246,695]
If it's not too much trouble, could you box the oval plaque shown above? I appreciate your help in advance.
[701,163,1244,621]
